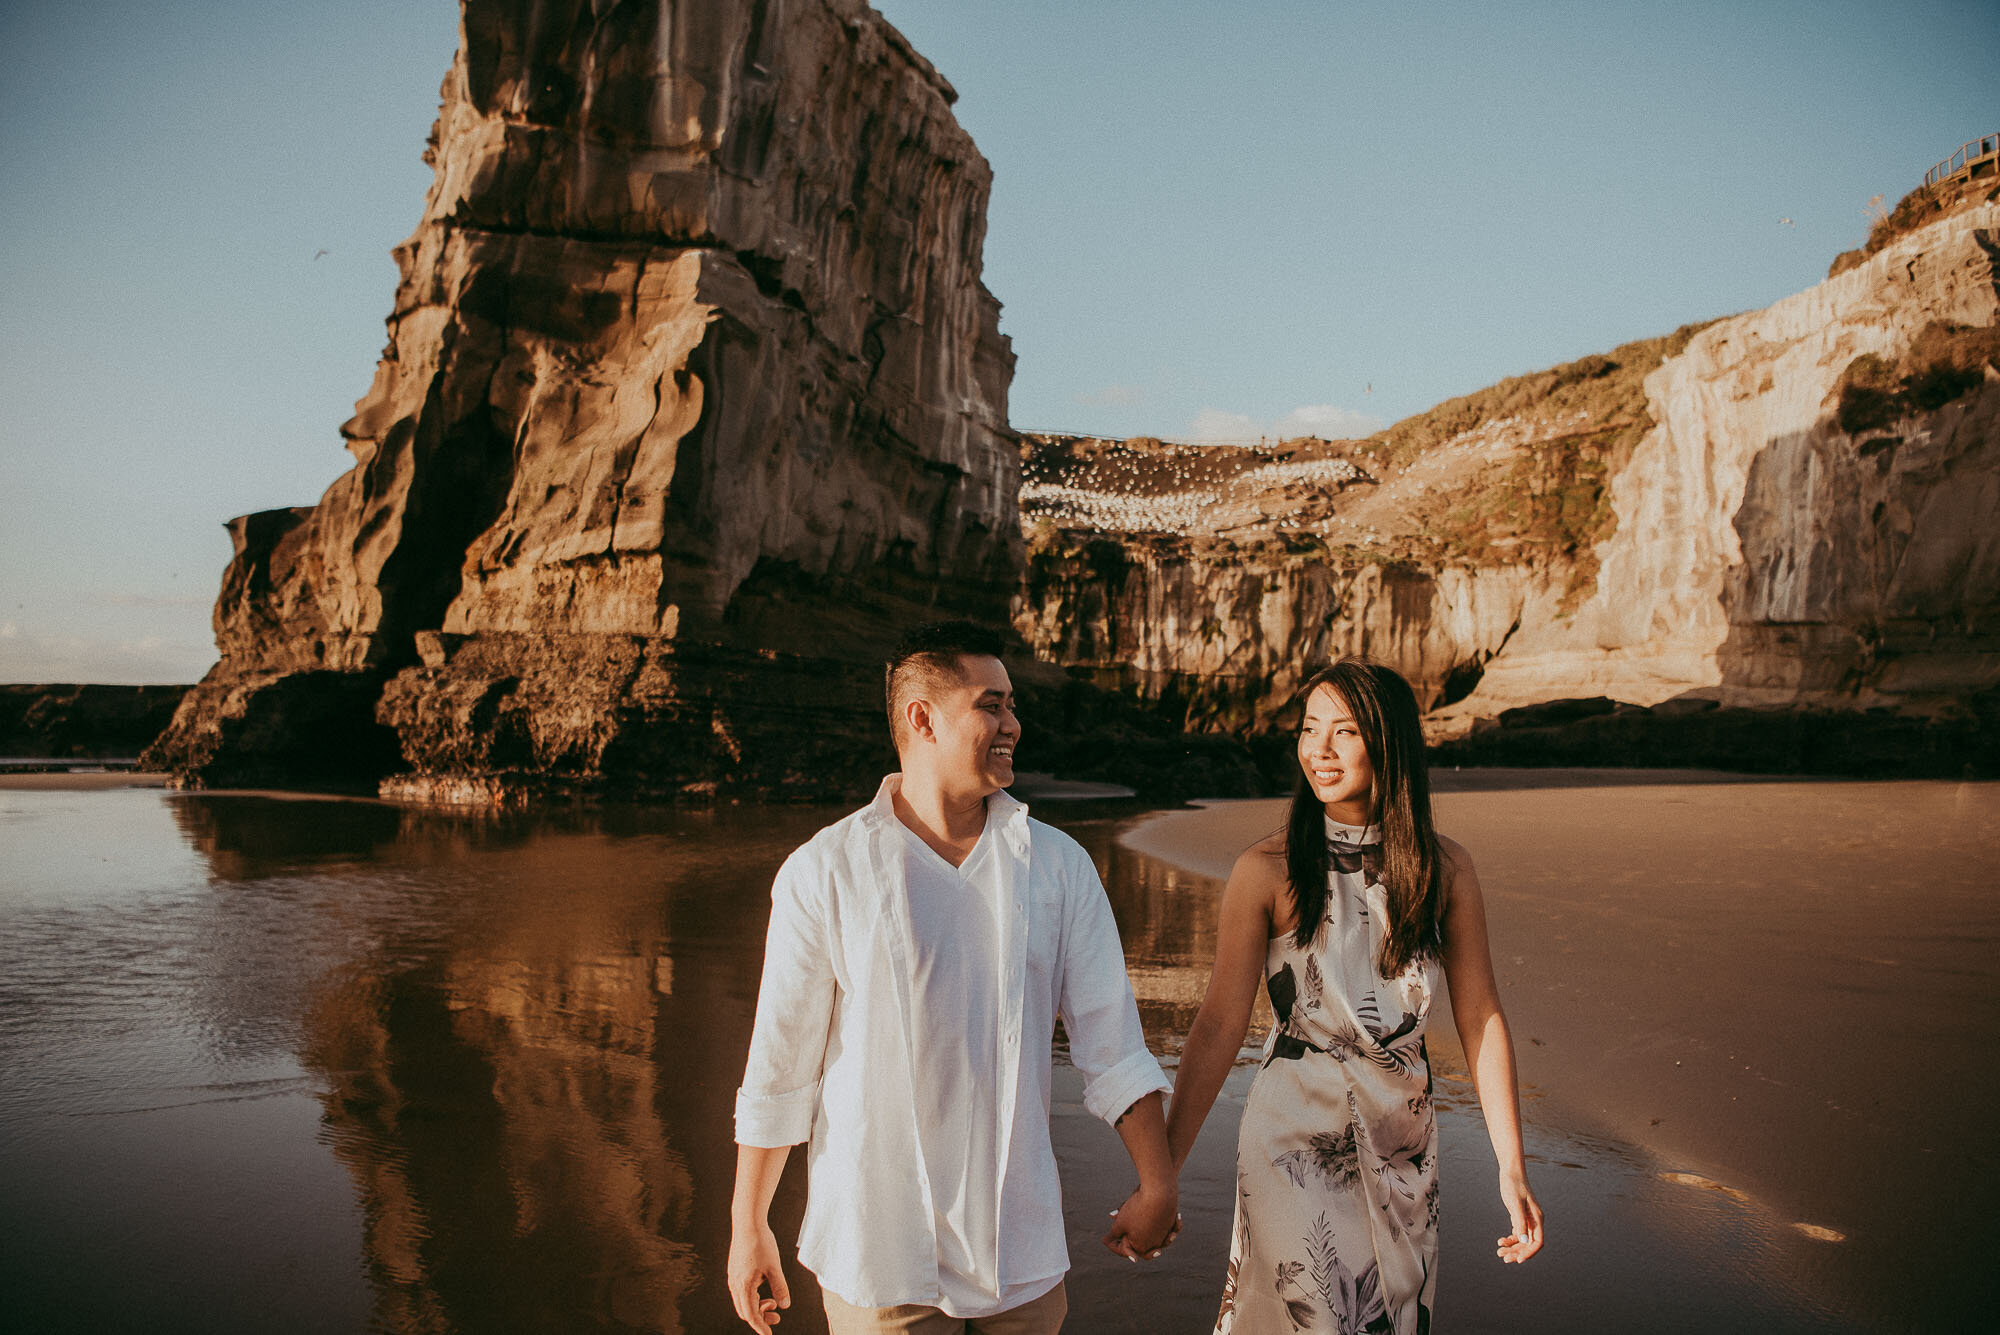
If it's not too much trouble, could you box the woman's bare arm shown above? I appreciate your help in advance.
[1439,838,1544,1262]
[1166,839,1285,1171]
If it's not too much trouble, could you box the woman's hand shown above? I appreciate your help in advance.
[1103,1183,1181,1260]
[1494,1166,1545,1263]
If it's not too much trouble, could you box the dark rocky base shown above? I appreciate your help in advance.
[141,635,1282,807]
[374,633,900,806]
[1430,694,2000,779]
[1014,676,1272,803]
[143,669,404,791]
[1,684,192,760]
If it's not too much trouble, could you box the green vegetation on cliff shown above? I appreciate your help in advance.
[1369,320,1717,597]
[1834,320,2000,436]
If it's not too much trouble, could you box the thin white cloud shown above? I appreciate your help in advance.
[94,593,210,610]
[1275,403,1382,439]
[1188,408,1260,441]
[0,629,213,684]
[1072,383,1144,407]
[1185,404,1382,443]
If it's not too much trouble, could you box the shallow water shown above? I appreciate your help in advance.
[0,782,1983,1332]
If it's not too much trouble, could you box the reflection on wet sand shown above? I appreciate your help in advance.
[1055,808,1275,1057]
[167,797,833,1334]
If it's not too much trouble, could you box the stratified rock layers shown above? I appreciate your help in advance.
[1018,208,2000,735]
[149,0,1016,797]
[1017,544,1543,728]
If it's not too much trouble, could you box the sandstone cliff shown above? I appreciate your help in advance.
[148,0,1017,799]
[1473,204,1999,717]
[1017,203,2000,764]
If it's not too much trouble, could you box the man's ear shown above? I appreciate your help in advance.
[905,697,935,744]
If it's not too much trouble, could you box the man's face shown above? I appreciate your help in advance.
[926,654,1019,794]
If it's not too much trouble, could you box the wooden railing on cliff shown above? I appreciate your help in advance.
[1924,133,2000,189]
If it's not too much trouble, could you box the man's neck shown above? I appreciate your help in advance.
[892,772,992,868]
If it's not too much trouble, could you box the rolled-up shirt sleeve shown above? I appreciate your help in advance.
[735,849,838,1147]
[1056,850,1170,1125]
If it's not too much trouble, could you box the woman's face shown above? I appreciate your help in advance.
[1297,683,1376,822]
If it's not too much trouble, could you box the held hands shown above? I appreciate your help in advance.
[727,1218,791,1331]
[1494,1167,1545,1264]
[1102,1183,1181,1262]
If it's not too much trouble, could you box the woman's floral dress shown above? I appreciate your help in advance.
[1215,817,1439,1335]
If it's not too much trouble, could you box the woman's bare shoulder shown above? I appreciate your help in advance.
[1227,831,1288,893]
[1234,830,1288,871]
[1435,833,1482,919]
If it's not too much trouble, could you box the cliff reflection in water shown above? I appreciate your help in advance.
[168,795,844,1335]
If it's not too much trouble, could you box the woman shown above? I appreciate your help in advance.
[1166,660,1543,1333]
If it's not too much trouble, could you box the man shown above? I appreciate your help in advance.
[729,621,1178,1333]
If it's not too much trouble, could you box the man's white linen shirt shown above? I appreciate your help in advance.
[733,776,1169,1315]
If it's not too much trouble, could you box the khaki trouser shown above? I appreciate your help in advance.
[822,1280,1067,1334]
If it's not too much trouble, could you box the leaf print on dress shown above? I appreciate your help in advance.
[1305,1212,1393,1335]
[1214,1253,1240,1333]
[1302,953,1325,1011]
[1327,840,1375,876]
[1321,1023,1364,1062]
[1273,1124,1360,1189]
[1268,962,1298,1027]
[1275,1261,1318,1330]
[1353,1088,1435,1240]
[1352,992,1425,1077]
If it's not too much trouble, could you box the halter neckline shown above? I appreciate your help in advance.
[1324,813,1382,844]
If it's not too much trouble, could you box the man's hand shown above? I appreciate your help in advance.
[727,1217,791,1331]
[1104,1091,1179,1260]
[1102,1182,1180,1261]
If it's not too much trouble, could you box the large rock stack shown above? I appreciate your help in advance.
[149,0,1018,799]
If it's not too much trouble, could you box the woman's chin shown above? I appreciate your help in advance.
[1311,787,1372,818]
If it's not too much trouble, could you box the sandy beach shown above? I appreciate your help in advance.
[1114,769,2000,1330]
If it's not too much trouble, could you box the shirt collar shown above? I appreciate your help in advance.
[867,774,1032,857]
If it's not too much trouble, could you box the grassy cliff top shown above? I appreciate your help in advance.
[1828,168,2000,278]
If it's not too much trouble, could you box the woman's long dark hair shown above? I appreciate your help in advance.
[1284,659,1446,976]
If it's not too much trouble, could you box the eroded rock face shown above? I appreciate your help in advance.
[149,0,1017,798]
[1473,206,2000,714]
[1017,535,1546,728]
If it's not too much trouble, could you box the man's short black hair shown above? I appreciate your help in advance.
[884,621,1008,746]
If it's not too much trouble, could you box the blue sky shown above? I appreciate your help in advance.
[2,0,1993,683]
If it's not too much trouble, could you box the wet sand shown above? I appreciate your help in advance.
[1114,771,2000,1331]
[0,770,168,790]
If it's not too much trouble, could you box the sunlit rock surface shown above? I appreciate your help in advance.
[1477,205,2000,715]
[148,0,1016,798]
